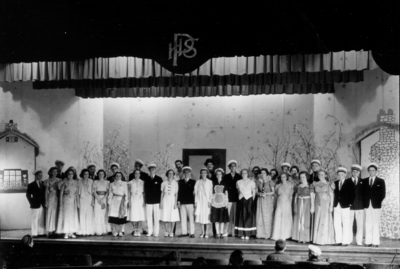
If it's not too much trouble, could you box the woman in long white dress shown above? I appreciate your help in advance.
[59,168,79,239]
[195,168,213,238]
[93,169,110,235]
[77,169,94,236]
[44,167,61,238]
[271,172,294,240]
[160,169,180,237]
[108,172,128,237]
[127,169,146,237]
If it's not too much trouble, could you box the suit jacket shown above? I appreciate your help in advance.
[177,178,196,204]
[362,177,386,209]
[349,177,364,210]
[223,172,242,202]
[144,175,163,204]
[26,181,46,209]
[333,178,355,208]
[308,171,320,184]
[266,251,295,262]
[56,171,65,180]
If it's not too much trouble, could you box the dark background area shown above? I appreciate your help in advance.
[0,0,399,73]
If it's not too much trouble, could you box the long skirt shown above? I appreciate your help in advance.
[235,197,256,236]
[46,192,58,232]
[78,196,94,235]
[108,196,127,224]
[210,207,229,223]
[256,195,274,239]
[93,194,109,235]
[313,202,335,245]
[59,194,79,234]
[291,197,313,242]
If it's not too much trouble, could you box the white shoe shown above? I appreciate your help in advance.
[245,236,249,240]
[241,236,245,240]
[70,234,76,238]
[147,233,152,237]
[64,235,69,239]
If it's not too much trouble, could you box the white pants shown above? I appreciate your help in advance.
[334,205,351,244]
[225,202,236,235]
[180,204,194,235]
[365,205,381,245]
[31,207,46,236]
[349,209,364,245]
[146,204,160,236]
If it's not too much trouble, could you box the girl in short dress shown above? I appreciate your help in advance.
[194,168,213,238]
[160,169,180,237]
[210,168,229,239]
[93,169,110,235]
[108,172,128,237]
[127,169,146,237]
[44,167,61,238]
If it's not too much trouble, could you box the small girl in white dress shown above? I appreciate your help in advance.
[195,168,213,238]
[160,169,180,237]
[127,169,146,236]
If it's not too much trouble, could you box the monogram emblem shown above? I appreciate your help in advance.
[169,34,199,66]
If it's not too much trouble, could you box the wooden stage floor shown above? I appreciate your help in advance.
[1,226,400,265]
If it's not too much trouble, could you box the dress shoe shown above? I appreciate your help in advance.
[334,243,342,246]
[365,244,372,247]
[190,234,195,238]
[373,245,379,248]
[142,230,148,235]
[178,234,189,237]
[342,244,349,247]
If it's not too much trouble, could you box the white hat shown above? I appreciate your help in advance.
[351,164,362,172]
[368,163,379,170]
[227,160,238,167]
[135,159,145,166]
[311,159,321,165]
[308,245,322,256]
[55,160,65,165]
[214,168,225,174]
[199,167,208,173]
[110,162,120,169]
[336,167,347,174]
[182,166,192,172]
[87,163,96,169]
[280,162,291,168]
[148,163,157,169]
[33,169,42,176]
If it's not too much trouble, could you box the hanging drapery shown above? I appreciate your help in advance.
[0,50,378,98]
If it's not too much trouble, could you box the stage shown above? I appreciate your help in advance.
[1,226,400,266]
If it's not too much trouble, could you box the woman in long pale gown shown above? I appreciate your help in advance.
[44,167,61,238]
[160,169,180,237]
[77,169,94,236]
[194,168,213,238]
[256,168,275,239]
[59,168,79,239]
[271,172,294,240]
[235,169,257,240]
[93,169,110,235]
[292,171,314,243]
[108,172,128,237]
[127,169,146,237]
[56,166,77,234]
[312,170,335,245]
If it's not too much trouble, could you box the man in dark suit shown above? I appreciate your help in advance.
[362,163,386,247]
[204,158,215,180]
[144,163,163,237]
[349,164,364,246]
[178,166,196,238]
[26,170,46,237]
[223,160,242,237]
[332,167,355,246]
[308,159,321,184]
[55,160,65,179]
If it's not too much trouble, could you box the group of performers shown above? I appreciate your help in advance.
[26,158,386,247]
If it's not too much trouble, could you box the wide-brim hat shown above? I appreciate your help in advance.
[227,160,238,167]
[33,169,42,176]
[311,159,321,165]
[368,163,379,170]
[280,162,291,168]
[336,167,348,174]
[199,167,208,173]
[134,159,145,166]
[110,162,120,169]
[55,160,65,165]
[148,163,157,169]
[182,166,192,172]
[351,164,362,172]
